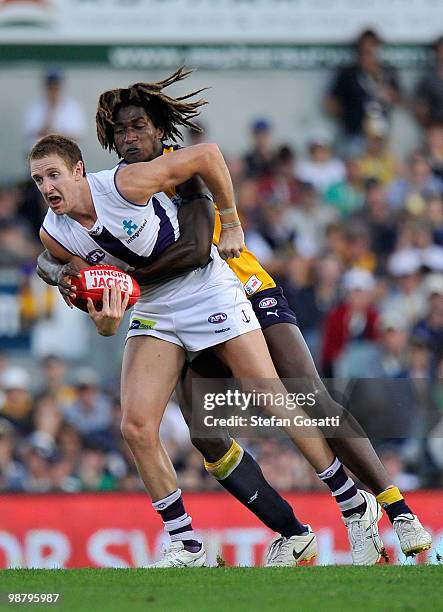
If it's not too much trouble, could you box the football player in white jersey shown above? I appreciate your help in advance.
[34,69,431,567]
[30,133,344,568]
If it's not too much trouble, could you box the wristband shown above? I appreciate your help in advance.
[221,220,241,229]
[218,207,237,217]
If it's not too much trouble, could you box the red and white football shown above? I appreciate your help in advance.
[70,265,140,313]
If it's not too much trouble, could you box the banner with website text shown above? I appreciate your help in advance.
[0,492,441,568]
[0,0,442,44]
[0,1,441,69]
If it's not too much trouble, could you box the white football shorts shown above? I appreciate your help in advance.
[126,253,261,359]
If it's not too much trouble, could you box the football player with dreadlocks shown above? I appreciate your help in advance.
[37,68,431,566]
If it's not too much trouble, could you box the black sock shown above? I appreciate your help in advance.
[216,450,307,537]
[384,499,413,523]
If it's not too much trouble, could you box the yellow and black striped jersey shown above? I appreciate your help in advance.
[162,144,275,296]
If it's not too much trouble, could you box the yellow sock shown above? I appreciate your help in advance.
[376,485,404,508]
[204,440,244,480]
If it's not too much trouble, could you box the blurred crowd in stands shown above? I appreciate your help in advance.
[1,29,443,494]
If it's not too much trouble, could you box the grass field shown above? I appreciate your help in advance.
[1,566,442,612]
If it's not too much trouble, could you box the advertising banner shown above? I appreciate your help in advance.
[0,0,442,45]
[0,491,441,568]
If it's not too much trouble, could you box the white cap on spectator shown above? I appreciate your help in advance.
[421,245,443,272]
[380,312,408,332]
[424,273,443,297]
[28,431,56,459]
[72,367,100,388]
[309,127,333,147]
[388,249,421,277]
[294,234,318,258]
[342,268,375,292]
[0,366,30,391]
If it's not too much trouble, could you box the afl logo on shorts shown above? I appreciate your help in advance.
[208,312,228,324]
[258,297,277,309]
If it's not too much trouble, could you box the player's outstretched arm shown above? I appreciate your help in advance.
[116,143,244,259]
[38,230,86,308]
[132,194,214,285]
[132,175,214,285]
[36,250,64,286]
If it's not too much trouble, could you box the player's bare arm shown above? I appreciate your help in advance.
[116,143,244,259]
[132,194,214,285]
[37,249,85,303]
[39,229,88,308]
[36,250,65,286]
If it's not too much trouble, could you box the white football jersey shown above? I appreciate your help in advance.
[42,163,225,301]
[42,164,181,270]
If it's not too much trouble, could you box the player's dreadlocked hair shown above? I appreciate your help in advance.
[96,67,207,153]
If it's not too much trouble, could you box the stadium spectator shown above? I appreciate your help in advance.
[243,118,275,178]
[77,448,116,492]
[23,68,86,152]
[381,250,426,327]
[408,336,433,380]
[37,354,76,404]
[283,255,342,345]
[236,178,263,228]
[257,199,296,255]
[56,423,83,464]
[20,444,53,493]
[358,117,398,185]
[295,130,345,195]
[365,312,410,378]
[342,223,377,272]
[0,186,39,268]
[323,157,365,218]
[325,29,401,156]
[29,393,62,457]
[357,179,397,262]
[321,268,379,376]
[50,457,80,493]
[285,182,337,257]
[62,368,113,448]
[258,145,301,207]
[340,316,421,443]
[423,124,443,182]
[425,194,443,245]
[0,418,25,491]
[413,274,443,362]
[0,366,33,434]
[378,447,420,491]
[414,36,443,128]
[387,150,443,213]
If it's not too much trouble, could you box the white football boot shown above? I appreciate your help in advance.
[393,514,432,557]
[265,526,317,566]
[148,541,206,568]
[343,490,383,565]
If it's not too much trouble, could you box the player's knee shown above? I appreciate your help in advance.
[121,417,159,451]
[190,435,232,463]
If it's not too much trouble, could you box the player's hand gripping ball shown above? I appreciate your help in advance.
[70,266,140,312]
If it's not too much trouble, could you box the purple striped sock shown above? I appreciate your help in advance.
[152,489,202,553]
[317,457,367,518]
